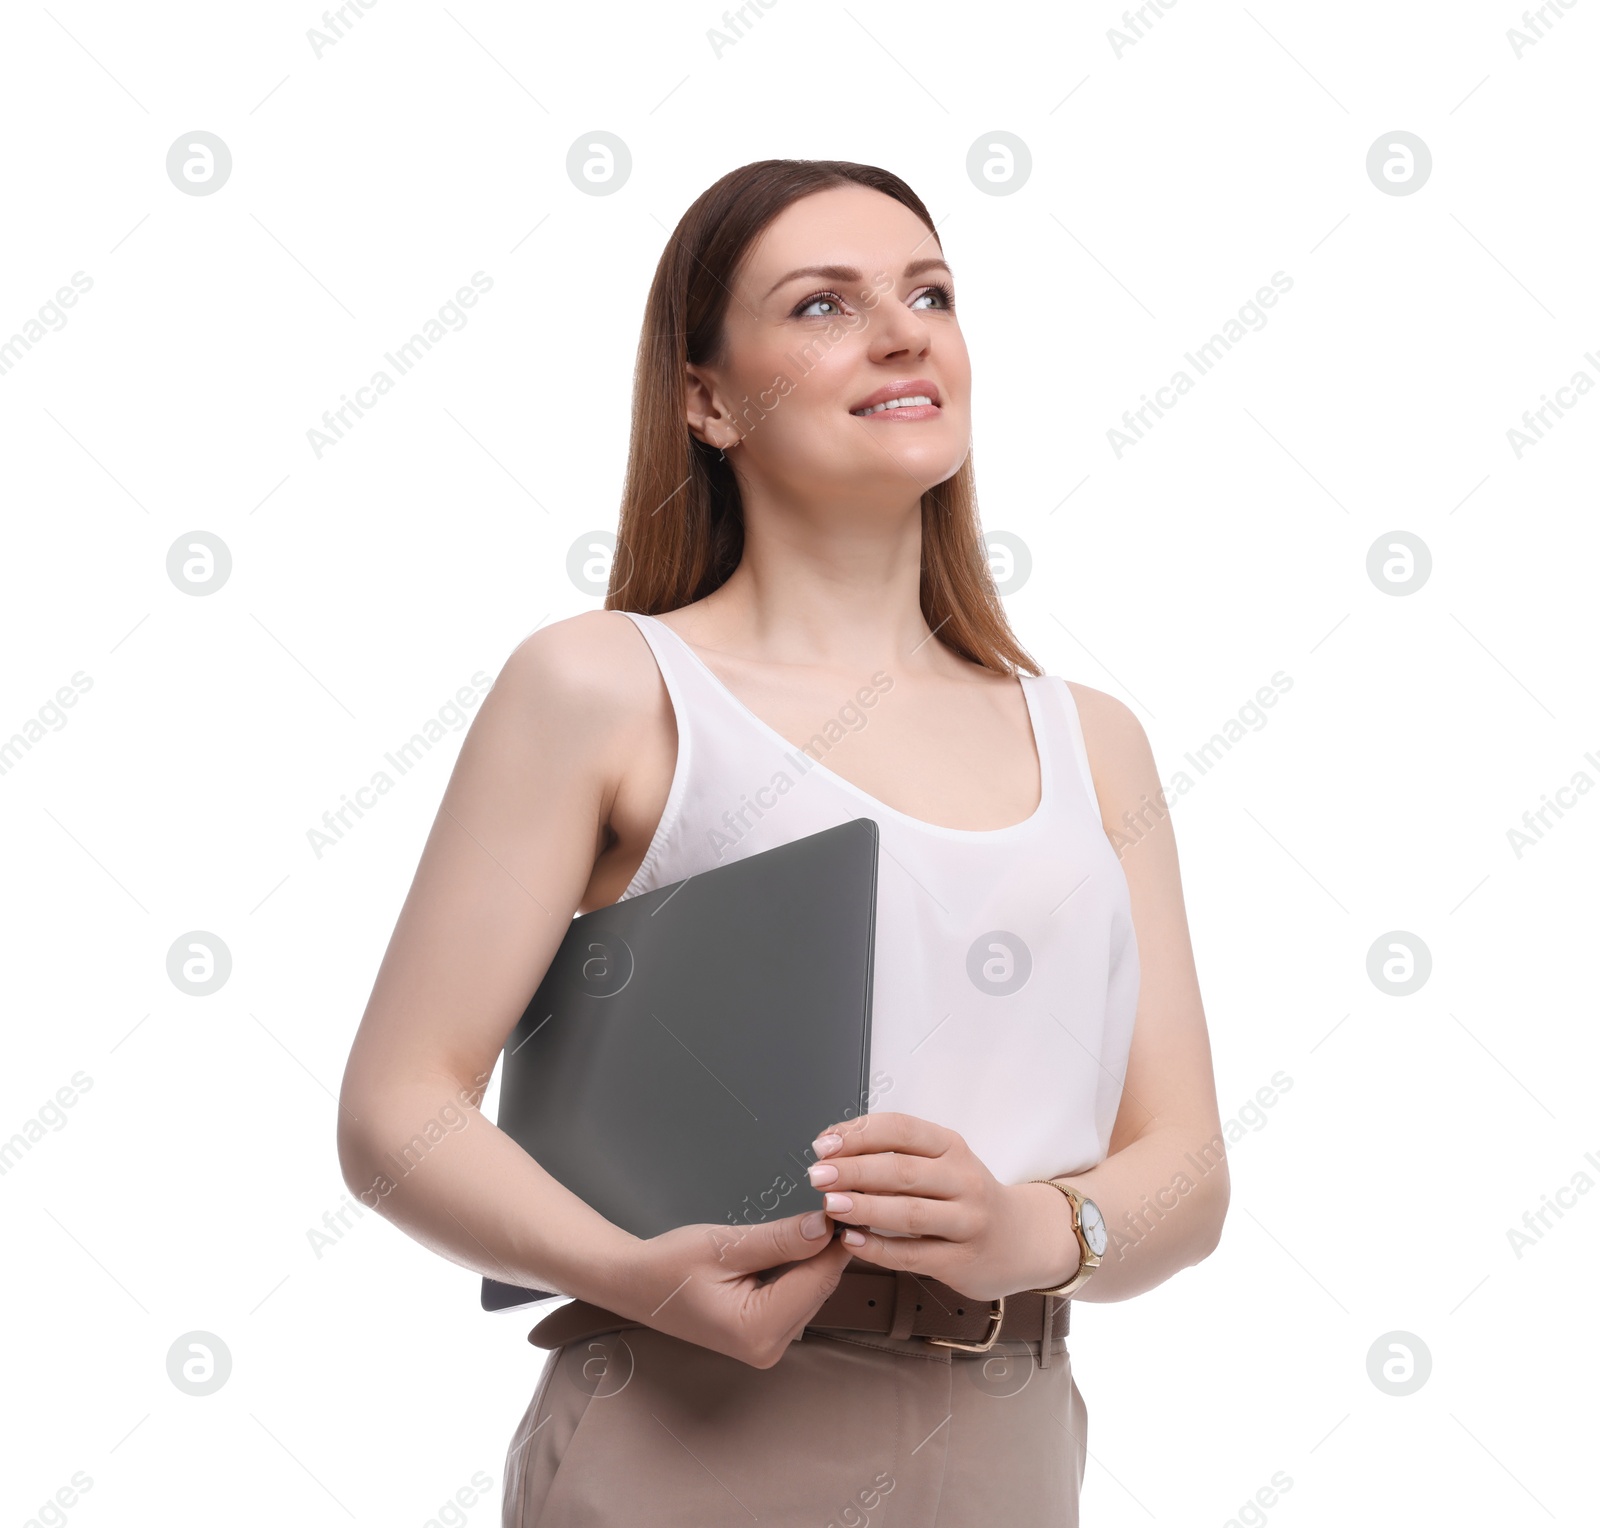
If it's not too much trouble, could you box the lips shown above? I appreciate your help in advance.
[850,380,942,416]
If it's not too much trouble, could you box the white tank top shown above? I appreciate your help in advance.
[617,611,1141,1237]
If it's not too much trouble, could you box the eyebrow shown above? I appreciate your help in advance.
[762,257,952,302]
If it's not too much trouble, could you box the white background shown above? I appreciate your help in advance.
[2,1,1596,1524]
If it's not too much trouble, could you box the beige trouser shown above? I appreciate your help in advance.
[501,1297,1088,1525]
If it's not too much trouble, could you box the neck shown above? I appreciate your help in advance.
[694,501,942,675]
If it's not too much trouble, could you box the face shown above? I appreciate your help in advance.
[685,183,972,511]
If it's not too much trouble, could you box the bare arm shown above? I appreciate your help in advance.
[335,611,854,1364]
[1021,682,1230,1302]
[335,611,651,1306]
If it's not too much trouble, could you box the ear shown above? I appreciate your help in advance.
[685,362,740,451]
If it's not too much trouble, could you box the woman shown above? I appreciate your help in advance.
[337,159,1228,1526]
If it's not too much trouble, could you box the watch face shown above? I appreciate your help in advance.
[1081,1199,1108,1257]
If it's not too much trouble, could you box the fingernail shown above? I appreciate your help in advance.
[813,1133,842,1158]
[843,1230,865,1246]
[808,1163,838,1187]
[801,1210,827,1238]
[824,1193,852,1213]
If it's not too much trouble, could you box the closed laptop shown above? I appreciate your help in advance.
[482,816,879,1311]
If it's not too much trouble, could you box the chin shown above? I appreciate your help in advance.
[882,443,968,482]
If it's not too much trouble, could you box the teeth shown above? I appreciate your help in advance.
[853,394,934,416]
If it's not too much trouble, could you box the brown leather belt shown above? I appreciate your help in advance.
[527,1266,1069,1358]
[807,1266,1069,1352]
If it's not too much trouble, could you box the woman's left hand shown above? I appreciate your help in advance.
[806,1111,1074,1302]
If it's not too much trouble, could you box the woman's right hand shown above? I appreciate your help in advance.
[612,1208,857,1369]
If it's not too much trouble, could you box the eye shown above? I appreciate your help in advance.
[911,281,956,311]
[793,290,850,319]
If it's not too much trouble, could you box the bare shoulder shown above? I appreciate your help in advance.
[476,610,668,824]
[1061,679,1158,820]
[492,609,661,728]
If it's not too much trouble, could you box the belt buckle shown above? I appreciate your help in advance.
[925,1294,1005,1353]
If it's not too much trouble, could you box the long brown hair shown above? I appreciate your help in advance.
[603,158,1040,678]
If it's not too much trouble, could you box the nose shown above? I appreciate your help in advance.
[867,296,933,363]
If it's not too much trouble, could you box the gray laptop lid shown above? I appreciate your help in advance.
[482,816,879,1311]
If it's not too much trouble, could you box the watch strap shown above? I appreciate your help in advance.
[1021,1177,1099,1297]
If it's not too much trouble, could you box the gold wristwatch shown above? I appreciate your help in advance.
[1023,1178,1106,1297]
